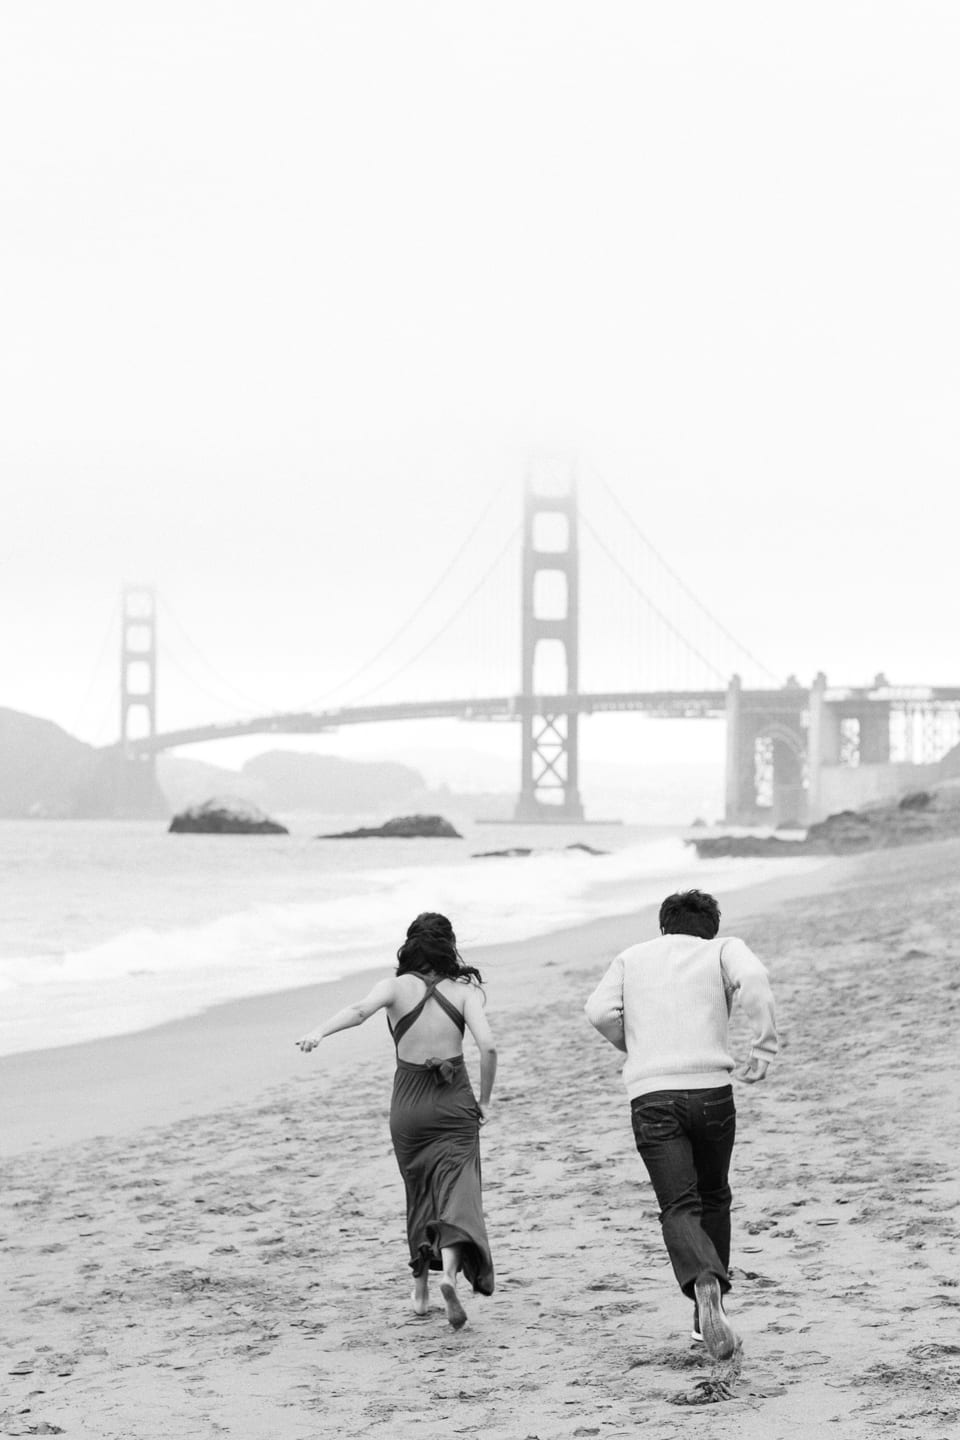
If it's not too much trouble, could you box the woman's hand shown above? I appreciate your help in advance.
[478,1101,493,1127]
[295,1033,322,1053]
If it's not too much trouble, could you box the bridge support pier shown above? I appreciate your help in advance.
[852,701,892,764]
[724,675,750,822]
[513,471,584,822]
[806,672,837,823]
[724,676,808,826]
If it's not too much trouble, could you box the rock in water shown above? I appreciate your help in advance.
[472,846,534,858]
[169,798,288,835]
[690,833,801,858]
[318,814,461,839]
[898,790,932,811]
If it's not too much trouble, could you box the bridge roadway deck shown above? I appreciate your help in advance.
[115,685,960,757]
[112,682,960,760]
[118,689,793,756]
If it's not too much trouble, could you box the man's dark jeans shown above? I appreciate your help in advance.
[630,1085,736,1299]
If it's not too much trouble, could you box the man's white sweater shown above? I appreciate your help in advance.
[584,933,778,1100]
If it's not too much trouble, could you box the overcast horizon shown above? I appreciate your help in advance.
[3,2,958,773]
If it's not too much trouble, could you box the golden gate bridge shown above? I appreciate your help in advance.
[106,475,960,825]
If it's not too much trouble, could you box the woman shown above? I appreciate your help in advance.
[296,912,496,1328]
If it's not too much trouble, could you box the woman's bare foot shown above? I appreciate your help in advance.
[411,1275,430,1316]
[440,1281,467,1329]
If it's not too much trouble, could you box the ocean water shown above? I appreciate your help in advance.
[0,818,821,1057]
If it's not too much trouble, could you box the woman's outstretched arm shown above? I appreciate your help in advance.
[462,987,497,1123]
[295,977,397,1052]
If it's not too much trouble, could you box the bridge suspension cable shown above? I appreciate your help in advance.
[299,480,513,710]
[158,595,276,713]
[157,639,267,719]
[594,476,780,684]
[579,512,730,685]
[344,522,522,706]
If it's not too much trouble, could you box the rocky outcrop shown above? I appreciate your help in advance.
[690,785,960,859]
[472,846,534,858]
[169,799,289,834]
[688,833,808,858]
[472,842,609,859]
[318,814,462,839]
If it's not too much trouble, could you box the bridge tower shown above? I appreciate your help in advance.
[115,585,166,817]
[514,469,584,821]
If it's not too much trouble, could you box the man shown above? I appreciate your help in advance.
[584,888,777,1361]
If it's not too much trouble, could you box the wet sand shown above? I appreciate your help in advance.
[2,843,958,1438]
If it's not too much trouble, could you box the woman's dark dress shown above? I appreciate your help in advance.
[388,978,494,1296]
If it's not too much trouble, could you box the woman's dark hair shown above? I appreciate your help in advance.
[659,889,721,940]
[396,912,484,986]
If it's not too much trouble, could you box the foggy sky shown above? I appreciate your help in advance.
[2,2,958,770]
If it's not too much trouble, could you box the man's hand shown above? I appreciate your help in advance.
[734,1056,769,1084]
[295,1034,321,1053]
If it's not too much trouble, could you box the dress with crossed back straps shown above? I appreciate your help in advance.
[388,975,467,1051]
[388,974,494,1295]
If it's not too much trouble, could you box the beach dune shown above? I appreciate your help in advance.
[2,843,959,1438]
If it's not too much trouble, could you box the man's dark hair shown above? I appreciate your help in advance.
[659,889,721,939]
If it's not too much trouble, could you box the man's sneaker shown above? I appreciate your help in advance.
[691,1297,727,1344]
[693,1275,736,1361]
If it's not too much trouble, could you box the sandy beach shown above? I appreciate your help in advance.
[2,843,959,1439]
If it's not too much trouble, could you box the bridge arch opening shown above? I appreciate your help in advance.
[125,625,153,654]
[533,569,569,623]
[532,637,569,693]
[533,511,570,553]
[750,719,807,824]
[124,661,154,699]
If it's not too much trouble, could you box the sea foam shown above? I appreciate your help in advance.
[0,835,820,1056]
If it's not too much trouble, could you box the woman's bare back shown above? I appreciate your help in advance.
[389,972,468,1063]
